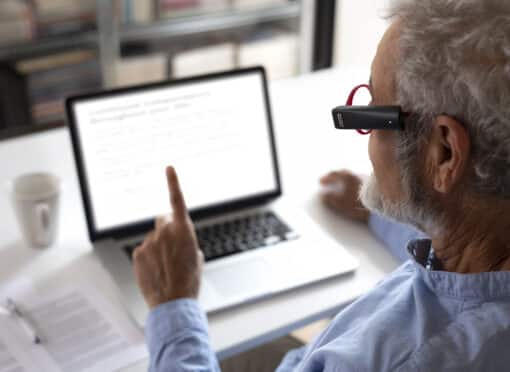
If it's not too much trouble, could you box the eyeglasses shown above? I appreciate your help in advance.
[331,84,406,135]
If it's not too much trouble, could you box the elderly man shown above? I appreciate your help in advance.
[133,0,510,370]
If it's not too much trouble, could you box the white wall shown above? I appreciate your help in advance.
[333,0,391,71]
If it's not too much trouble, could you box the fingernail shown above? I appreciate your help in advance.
[321,182,346,194]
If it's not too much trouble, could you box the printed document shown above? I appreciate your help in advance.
[0,280,147,372]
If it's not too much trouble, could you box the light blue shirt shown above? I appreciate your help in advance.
[146,214,510,371]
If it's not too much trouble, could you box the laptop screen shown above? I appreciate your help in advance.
[69,68,279,235]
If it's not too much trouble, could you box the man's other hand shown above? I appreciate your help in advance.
[320,170,369,223]
[133,166,203,309]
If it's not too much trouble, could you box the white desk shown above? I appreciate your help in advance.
[0,68,400,370]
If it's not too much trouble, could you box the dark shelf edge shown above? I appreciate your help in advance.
[0,33,99,61]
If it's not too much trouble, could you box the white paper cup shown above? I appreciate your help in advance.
[11,173,61,248]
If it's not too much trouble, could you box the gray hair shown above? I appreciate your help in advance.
[390,0,510,199]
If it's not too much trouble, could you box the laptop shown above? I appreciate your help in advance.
[66,66,358,325]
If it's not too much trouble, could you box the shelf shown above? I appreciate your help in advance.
[0,3,300,61]
[0,32,99,61]
[122,3,301,42]
[0,1,306,141]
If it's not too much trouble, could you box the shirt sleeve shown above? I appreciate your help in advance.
[275,345,308,372]
[146,298,220,372]
[368,213,427,262]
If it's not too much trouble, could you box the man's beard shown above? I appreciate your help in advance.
[359,173,443,236]
[359,174,408,222]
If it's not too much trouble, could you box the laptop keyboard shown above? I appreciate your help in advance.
[123,211,299,262]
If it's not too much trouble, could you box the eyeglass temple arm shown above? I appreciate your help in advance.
[346,84,372,134]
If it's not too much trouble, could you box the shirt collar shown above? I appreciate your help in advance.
[407,239,510,301]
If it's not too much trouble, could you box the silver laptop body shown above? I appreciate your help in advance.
[66,67,358,325]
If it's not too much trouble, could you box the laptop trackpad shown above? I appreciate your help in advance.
[207,258,273,299]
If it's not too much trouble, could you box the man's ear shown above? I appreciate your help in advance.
[426,115,470,194]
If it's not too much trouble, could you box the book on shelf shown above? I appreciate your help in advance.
[0,0,35,44]
[15,50,101,124]
[15,50,97,74]
[172,43,236,78]
[36,13,96,37]
[0,0,28,16]
[31,100,65,124]
[0,0,98,43]
[238,31,298,80]
[33,0,96,37]
[232,0,289,10]
[33,0,96,17]
[158,0,229,18]
[158,0,199,15]
[0,19,33,44]
[113,54,168,88]
[27,60,100,104]
[28,61,101,124]
[200,0,231,12]
[122,0,155,24]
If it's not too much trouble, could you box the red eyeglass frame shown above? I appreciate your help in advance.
[346,84,372,135]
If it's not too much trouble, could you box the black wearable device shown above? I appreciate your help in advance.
[331,106,406,131]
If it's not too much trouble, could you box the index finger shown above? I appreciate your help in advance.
[166,166,188,220]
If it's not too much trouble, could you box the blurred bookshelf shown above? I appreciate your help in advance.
[122,3,301,42]
[0,0,336,140]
